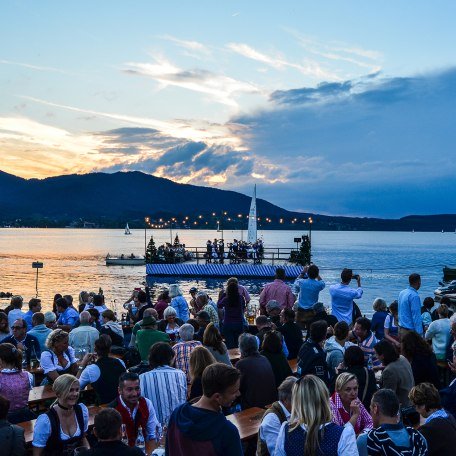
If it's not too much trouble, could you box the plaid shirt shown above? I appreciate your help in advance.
[330,392,373,435]
[173,340,202,383]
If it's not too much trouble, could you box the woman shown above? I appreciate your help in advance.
[155,290,170,320]
[409,382,456,456]
[169,284,189,322]
[370,298,388,340]
[202,323,231,365]
[0,343,35,423]
[32,374,89,455]
[158,307,183,342]
[0,312,9,342]
[99,310,124,347]
[383,300,399,348]
[421,297,435,332]
[52,293,63,316]
[40,329,78,384]
[330,372,373,435]
[217,280,246,349]
[188,346,216,401]
[425,303,451,361]
[275,375,358,455]
[374,339,414,407]
[78,291,90,313]
[401,331,440,388]
[260,330,292,388]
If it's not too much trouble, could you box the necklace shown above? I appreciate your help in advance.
[57,402,73,411]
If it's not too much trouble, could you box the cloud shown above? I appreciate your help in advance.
[0,59,66,74]
[159,35,211,58]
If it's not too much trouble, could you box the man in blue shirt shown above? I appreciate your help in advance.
[398,273,423,337]
[293,264,325,309]
[23,298,42,331]
[329,269,363,324]
[56,297,79,331]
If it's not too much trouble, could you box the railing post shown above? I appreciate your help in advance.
[196,247,199,265]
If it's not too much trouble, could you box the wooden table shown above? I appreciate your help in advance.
[226,407,264,441]
[28,385,56,407]
[228,348,241,363]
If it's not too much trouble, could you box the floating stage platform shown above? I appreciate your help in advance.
[146,263,303,279]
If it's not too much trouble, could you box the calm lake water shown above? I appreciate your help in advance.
[0,228,454,316]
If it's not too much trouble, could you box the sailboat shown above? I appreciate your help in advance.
[247,185,257,244]
[124,223,131,235]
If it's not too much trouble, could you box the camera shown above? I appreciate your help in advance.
[352,274,360,281]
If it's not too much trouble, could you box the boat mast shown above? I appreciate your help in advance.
[247,185,257,244]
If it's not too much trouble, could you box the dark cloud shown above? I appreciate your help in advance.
[156,141,206,166]
[270,81,353,104]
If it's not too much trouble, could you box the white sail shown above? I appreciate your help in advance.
[125,223,131,235]
[247,185,257,244]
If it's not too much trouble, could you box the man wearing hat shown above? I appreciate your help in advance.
[265,300,282,327]
[189,287,199,315]
[135,315,170,362]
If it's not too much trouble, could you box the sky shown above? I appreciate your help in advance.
[1,1,456,218]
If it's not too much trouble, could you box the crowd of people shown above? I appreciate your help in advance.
[0,266,456,455]
[206,238,265,263]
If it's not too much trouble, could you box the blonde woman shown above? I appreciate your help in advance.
[32,374,89,455]
[188,346,216,400]
[330,372,373,435]
[274,375,357,455]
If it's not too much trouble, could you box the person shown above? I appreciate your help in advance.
[77,334,126,404]
[329,268,363,325]
[217,280,246,349]
[134,290,152,322]
[2,318,41,365]
[409,382,456,455]
[398,273,423,337]
[255,315,274,345]
[140,342,187,424]
[374,339,414,407]
[195,292,219,327]
[292,264,325,310]
[259,268,295,314]
[274,375,358,455]
[236,333,276,409]
[383,300,400,348]
[40,329,78,384]
[32,374,89,454]
[277,308,303,360]
[371,298,388,340]
[425,303,451,361]
[77,291,90,313]
[23,298,42,331]
[353,317,381,368]
[108,372,159,454]
[260,330,292,388]
[7,296,25,329]
[309,302,338,328]
[166,363,243,455]
[325,321,355,378]
[188,287,199,315]
[158,306,183,341]
[83,293,107,320]
[84,408,144,456]
[218,277,251,305]
[297,320,330,386]
[99,309,124,347]
[421,296,434,332]
[155,290,170,320]
[202,323,231,365]
[169,284,190,322]
[0,343,35,423]
[28,312,52,352]
[173,324,202,383]
[265,300,282,327]
[257,376,296,456]
[44,311,57,330]
[55,297,79,332]
[357,389,428,456]
[136,316,170,362]
[337,346,378,410]
[330,372,373,435]
[0,394,26,456]
[0,312,9,342]
[188,346,216,401]
[69,310,99,355]
[194,311,211,341]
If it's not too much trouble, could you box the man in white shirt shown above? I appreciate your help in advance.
[329,269,363,324]
[69,311,99,354]
[7,296,26,329]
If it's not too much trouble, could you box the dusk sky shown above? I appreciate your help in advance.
[1,1,456,218]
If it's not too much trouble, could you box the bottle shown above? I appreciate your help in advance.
[121,423,129,446]
[367,354,373,370]
[135,426,146,453]
[121,313,127,327]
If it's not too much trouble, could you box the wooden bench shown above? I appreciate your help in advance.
[226,407,264,441]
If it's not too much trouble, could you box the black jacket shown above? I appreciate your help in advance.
[297,339,330,385]
[85,440,144,456]
[278,322,303,359]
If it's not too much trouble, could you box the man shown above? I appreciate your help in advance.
[27,312,52,352]
[69,310,99,353]
[172,324,202,382]
[277,308,303,360]
[83,293,107,318]
[196,292,219,327]
[109,372,159,454]
[257,376,296,455]
[2,318,41,364]
[56,297,79,331]
[43,311,57,330]
[0,395,26,456]
[189,287,198,315]
[357,389,427,456]
[324,321,355,378]
[293,264,325,310]
[136,316,170,362]
[140,342,187,424]
[85,408,144,456]
[309,302,338,328]
[398,273,423,337]
[255,315,289,357]
[236,333,277,409]
[265,300,282,327]
[166,363,243,456]
[194,311,211,341]
[329,268,363,324]
[129,308,159,348]
[259,268,295,314]
[7,296,25,328]
[23,298,41,331]
[297,320,330,386]
[353,317,381,368]
[135,290,152,322]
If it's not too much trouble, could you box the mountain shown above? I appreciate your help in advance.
[1,170,455,231]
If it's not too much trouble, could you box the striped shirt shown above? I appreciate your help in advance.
[140,366,187,425]
[355,331,381,368]
[173,340,202,383]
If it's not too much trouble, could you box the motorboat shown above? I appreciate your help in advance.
[443,265,456,281]
[106,254,145,266]
[434,279,456,303]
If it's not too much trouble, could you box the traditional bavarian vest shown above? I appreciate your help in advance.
[256,401,288,456]
[0,370,29,411]
[91,356,126,404]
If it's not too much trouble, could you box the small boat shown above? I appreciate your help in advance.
[106,254,145,266]
[443,266,456,281]
[434,279,456,303]
[124,223,131,235]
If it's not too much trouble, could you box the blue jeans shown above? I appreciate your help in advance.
[223,322,245,349]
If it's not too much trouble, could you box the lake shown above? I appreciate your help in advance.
[0,228,454,316]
